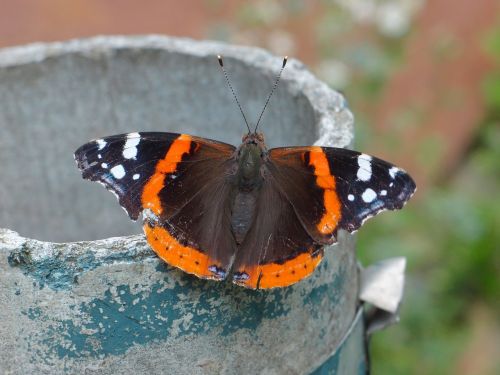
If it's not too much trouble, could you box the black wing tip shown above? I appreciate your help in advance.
[338,168,417,234]
[74,143,91,161]
[396,170,417,202]
[73,148,96,173]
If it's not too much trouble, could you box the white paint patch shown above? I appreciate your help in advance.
[357,154,372,181]
[132,173,140,180]
[96,139,107,150]
[348,194,355,201]
[380,190,387,196]
[362,188,377,203]
[389,167,399,179]
[110,165,126,179]
[122,132,140,159]
[101,163,108,169]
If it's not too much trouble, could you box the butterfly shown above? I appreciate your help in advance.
[74,56,416,289]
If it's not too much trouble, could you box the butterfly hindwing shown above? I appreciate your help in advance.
[232,175,324,289]
[145,170,236,280]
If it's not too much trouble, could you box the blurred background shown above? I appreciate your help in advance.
[1,0,498,373]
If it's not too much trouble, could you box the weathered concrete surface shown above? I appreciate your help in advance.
[0,36,359,374]
[2,229,359,374]
[0,35,353,243]
[311,309,367,374]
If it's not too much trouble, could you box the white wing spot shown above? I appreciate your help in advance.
[357,154,372,181]
[389,182,394,187]
[389,167,399,179]
[132,174,140,180]
[362,188,377,203]
[96,139,107,150]
[110,165,126,179]
[123,132,141,160]
[97,154,102,159]
[348,194,355,201]
[101,163,108,169]
[380,190,387,196]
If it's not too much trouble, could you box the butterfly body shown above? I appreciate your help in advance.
[75,130,416,289]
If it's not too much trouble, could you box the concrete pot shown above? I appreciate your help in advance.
[0,36,364,374]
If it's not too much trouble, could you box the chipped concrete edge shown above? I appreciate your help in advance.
[0,35,354,149]
[1,228,153,291]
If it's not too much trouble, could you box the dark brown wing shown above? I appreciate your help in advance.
[231,145,416,289]
[75,132,236,220]
[267,146,416,241]
[75,132,238,280]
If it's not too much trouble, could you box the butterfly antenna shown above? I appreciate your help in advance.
[254,56,288,133]
[218,55,251,134]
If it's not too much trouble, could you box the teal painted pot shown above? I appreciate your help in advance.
[0,36,362,374]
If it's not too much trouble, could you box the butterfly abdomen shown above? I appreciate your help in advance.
[230,191,258,244]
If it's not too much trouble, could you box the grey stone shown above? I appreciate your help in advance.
[0,36,359,374]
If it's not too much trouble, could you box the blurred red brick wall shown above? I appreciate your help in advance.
[1,0,497,191]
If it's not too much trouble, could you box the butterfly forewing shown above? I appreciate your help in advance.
[267,146,416,241]
[75,132,183,220]
[323,147,416,232]
[74,132,236,219]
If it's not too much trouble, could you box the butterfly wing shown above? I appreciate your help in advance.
[232,145,415,289]
[267,146,416,242]
[75,132,238,280]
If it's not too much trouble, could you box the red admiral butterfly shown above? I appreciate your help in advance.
[75,56,416,289]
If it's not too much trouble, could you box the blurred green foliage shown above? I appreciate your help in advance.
[356,23,500,375]
[357,120,499,373]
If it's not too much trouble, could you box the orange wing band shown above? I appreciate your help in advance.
[141,134,192,216]
[308,147,341,235]
[144,222,224,280]
[233,250,324,289]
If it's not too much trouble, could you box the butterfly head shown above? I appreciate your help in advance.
[242,131,265,145]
